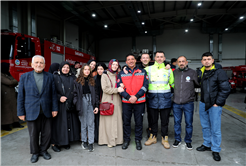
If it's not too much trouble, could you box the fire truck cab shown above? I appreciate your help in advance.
[235,65,246,92]
[222,66,237,92]
[1,32,95,81]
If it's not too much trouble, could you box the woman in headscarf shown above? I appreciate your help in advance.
[98,59,124,147]
[94,62,107,143]
[1,62,23,131]
[51,61,80,152]
[87,60,97,77]
[48,63,60,74]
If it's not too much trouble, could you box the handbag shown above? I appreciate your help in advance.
[100,74,114,116]
[58,74,76,112]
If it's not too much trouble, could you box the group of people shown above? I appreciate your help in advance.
[12,50,230,163]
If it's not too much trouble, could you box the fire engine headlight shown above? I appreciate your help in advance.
[231,82,235,85]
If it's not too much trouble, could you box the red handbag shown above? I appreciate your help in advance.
[100,74,114,116]
[99,102,114,115]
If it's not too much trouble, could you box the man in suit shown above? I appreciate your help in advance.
[17,55,58,163]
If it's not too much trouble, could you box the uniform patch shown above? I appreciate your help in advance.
[163,74,167,78]
[186,76,190,82]
[146,75,149,80]
[117,79,120,83]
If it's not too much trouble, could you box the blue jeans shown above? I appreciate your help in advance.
[173,102,194,143]
[199,102,222,152]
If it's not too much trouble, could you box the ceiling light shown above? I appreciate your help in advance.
[104,25,108,28]
[225,28,228,31]
[137,10,141,13]
[190,18,194,22]
[142,22,145,25]
[239,16,244,20]
[92,13,96,17]
[197,2,202,7]
[185,29,188,32]
[145,31,147,33]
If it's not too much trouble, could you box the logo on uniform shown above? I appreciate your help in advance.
[163,74,166,78]
[15,59,20,65]
[186,76,190,82]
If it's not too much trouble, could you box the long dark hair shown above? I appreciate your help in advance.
[76,64,95,86]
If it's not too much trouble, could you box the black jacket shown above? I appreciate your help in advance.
[73,80,99,116]
[198,63,230,111]
[173,67,200,104]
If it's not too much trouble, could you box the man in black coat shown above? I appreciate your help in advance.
[196,52,230,162]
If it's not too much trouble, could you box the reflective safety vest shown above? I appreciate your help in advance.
[145,61,174,93]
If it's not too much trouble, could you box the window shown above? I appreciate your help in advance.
[1,35,15,60]
[15,37,35,59]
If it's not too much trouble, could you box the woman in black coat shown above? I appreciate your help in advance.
[51,61,80,152]
[94,62,107,143]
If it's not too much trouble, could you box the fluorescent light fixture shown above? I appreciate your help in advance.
[104,25,108,28]
[185,29,188,32]
[239,16,244,19]
[92,13,96,17]
[225,28,228,31]
[138,10,141,13]
[145,31,147,33]
[190,18,194,22]
[142,22,145,25]
[197,2,202,6]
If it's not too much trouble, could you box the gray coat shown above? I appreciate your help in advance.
[173,67,200,104]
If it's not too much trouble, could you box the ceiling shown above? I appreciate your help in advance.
[37,1,246,38]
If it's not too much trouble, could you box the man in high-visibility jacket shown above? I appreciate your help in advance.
[144,51,174,149]
[117,54,149,151]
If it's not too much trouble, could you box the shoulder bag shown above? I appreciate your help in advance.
[100,74,114,116]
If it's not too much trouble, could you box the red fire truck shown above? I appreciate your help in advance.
[222,66,237,92]
[1,32,95,81]
[234,65,246,92]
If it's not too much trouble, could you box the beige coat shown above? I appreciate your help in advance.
[1,73,19,125]
[98,71,123,146]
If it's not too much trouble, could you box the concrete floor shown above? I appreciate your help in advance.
[1,92,246,166]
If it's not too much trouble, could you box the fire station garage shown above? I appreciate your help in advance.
[1,1,246,165]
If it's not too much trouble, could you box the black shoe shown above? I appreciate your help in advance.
[30,154,39,163]
[196,145,211,151]
[81,142,88,150]
[146,128,150,138]
[135,140,142,150]
[122,141,130,150]
[12,122,24,128]
[186,143,193,150]
[88,144,94,152]
[63,144,70,150]
[212,152,221,161]
[39,151,51,160]
[172,140,181,148]
[2,125,12,131]
[52,145,61,152]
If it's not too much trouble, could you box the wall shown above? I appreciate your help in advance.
[99,37,132,61]
[1,1,9,30]
[65,21,79,49]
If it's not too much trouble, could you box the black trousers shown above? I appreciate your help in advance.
[149,108,171,137]
[27,114,52,154]
[146,98,152,129]
[122,103,145,141]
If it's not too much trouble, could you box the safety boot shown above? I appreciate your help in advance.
[162,136,170,149]
[144,134,157,146]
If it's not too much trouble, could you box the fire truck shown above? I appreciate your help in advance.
[1,32,95,81]
[234,65,246,92]
[222,66,237,92]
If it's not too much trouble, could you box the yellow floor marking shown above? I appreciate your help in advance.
[223,105,246,119]
[1,122,27,137]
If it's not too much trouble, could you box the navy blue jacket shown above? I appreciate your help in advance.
[17,71,58,121]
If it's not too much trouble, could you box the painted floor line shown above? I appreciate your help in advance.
[1,122,27,137]
[223,105,246,119]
